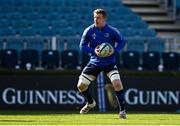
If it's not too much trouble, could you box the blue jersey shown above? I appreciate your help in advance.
[80,24,126,67]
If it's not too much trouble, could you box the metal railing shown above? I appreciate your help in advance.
[159,0,178,20]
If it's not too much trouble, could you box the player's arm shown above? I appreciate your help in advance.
[113,29,126,52]
[79,29,94,54]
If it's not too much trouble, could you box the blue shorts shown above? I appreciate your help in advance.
[82,63,118,77]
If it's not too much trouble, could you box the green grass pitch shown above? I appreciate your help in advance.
[0,111,179,125]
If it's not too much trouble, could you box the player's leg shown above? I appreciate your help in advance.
[107,69,126,119]
[77,73,96,114]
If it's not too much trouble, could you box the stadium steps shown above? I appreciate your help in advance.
[122,0,180,37]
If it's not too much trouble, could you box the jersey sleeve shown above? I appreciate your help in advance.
[113,28,126,52]
[79,28,94,53]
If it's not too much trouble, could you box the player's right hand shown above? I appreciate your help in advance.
[94,45,101,57]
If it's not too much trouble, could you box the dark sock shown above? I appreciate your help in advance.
[81,88,94,104]
[115,90,125,111]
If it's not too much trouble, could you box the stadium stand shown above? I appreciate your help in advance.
[0,0,179,71]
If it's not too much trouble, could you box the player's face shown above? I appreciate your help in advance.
[94,13,106,28]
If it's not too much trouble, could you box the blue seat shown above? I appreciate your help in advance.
[110,21,129,30]
[136,29,156,37]
[11,0,26,6]
[0,49,18,69]
[39,28,54,37]
[142,52,160,70]
[32,20,49,29]
[26,38,45,52]
[129,21,148,29]
[6,13,23,21]
[19,6,34,14]
[46,13,62,21]
[39,6,53,14]
[6,38,24,52]
[127,38,145,53]
[122,51,140,69]
[51,20,69,29]
[85,0,101,8]
[59,28,76,37]
[0,21,10,28]
[0,6,13,13]
[12,21,29,29]
[124,14,141,21]
[61,50,79,69]
[0,0,11,6]
[26,13,42,21]
[49,0,66,7]
[41,50,60,69]
[162,52,179,71]
[27,0,46,7]
[147,38,165,53]
[68,0,85,7]
[0,29,16,37]
[121,29,136,38]
[104,0,123,7]
[114,7,131,15]
[20,28,36,37]
[64,37,80,51]
[20,49,39,69]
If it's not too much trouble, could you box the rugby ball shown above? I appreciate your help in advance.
[99,43,112,57]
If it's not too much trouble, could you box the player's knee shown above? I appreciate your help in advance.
[112,80,123,91]
[77,74,92,92]
[77,83,88,92]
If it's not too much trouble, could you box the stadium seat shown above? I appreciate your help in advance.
[121,29,136,38]
[136,29,156,37]
[27,0,46,7]
[0,49,18,69]
[41,50,60,69]
[162,52,179,71]
[11,21,29,29]
[26,13,42,21]
[63,37,80,51]
[31,20,49,29]
[19,6,34,14]
[6,13,23,21]
[124,14,141,21]
[129,21,148,29]
[20,49,39,69]
[61,50,79,69]
[0,0,11,6]
[122,51,140,69]
[142,52,160,70]
[51,20,69,29]
[6,38,24,52]
[147,38,165,53]
[0,6,13,13]
[20,28,36,37]
[127,38,145,53]
[26,38,46,52]
[11,0,26,6]
[0,29,16,37]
